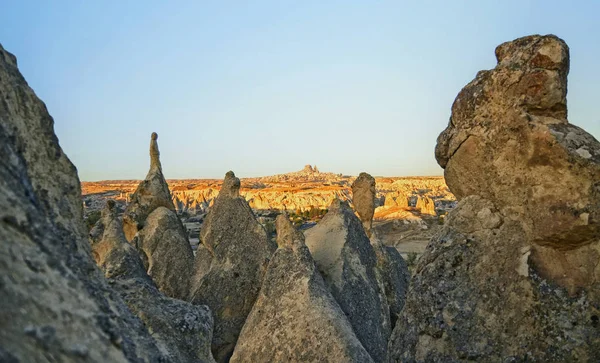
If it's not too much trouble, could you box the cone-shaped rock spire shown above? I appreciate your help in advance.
[230,214,374,362]
[122,132,175,242]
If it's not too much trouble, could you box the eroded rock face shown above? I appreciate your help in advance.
[189,171,277,362]
[384,191,408,208]
[304,199,391,362]
[388,196,600,361]
[91,201,215,363]
[415,196,436,216]
[435,34,600,255]
[132,206,194,300]
[370,237,409,330]
[352,172,376,236]
[122,132,176,241]
[389,35,600,362]
[230,215,374,363]
[0,43,168,362]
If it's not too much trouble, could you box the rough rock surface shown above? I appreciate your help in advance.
[370,236,410,329]
[189,171,277,362]
[0,43,170,362]
[388,196,600,361]
[384,191,408,208]
[351,172,377,236]
[132,206,193,300]
[415,196,436,215]
[389,35,600,362]
[230,215,374,363]
[304,199,391,362]
[435,34,600,260]
[122,132,176,241]
[91,201,216,363]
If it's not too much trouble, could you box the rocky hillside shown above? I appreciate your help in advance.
[82,171,454,215]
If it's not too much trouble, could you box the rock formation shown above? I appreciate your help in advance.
[91,201,215,362]
[415,196,436,215]
[383,191,409,208]
[189,171,277,362]
[131,206,194,300]
[122,132,176,241]
[370,237,410,330]
[0,43,173,362]
[304,199,391,362]
[388,35,600,361]
[230,214,374,363]
[435,34,599,254]
[351,172,377,236]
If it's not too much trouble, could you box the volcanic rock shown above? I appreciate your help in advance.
[370,237,410,329]
[389,35,600,361]
[0,43,170,362]
[352,172,377,236]
[304,199,391,362]
[189,171,277,362]
[131,206,194,300]
[435,34,600,255]
[230,215,374,363]
[415,196,436,215]
[122,132,176,241]
[384,192,409,208]
[91,201,215,362]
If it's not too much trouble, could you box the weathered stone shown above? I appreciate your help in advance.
[91,201,216,363]
[389,35,600,362]
[132,206,193,300]
[0,43,169,362]
[230,215,374,363]
[189,171,277,362]
[304,199,391,362]
[384,191,409,208]
[435,34,600,257]
[352,172,376,236]
[370,237,410,329]
[122,132,176,241]
[415,196,436,215]
[388,196,600,361]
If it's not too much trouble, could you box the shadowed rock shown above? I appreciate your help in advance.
[91,201,215,363]
[370,236,409,330]
[304,199,391,362]
[122,132,176,241]
[388,35,600,362]
[189,171,277,362]
[131,206,194,300]
[230,214,374,363]
[0,43,172,362]
[351,172,376,236]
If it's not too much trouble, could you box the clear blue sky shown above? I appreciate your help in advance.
[1,1,599,181]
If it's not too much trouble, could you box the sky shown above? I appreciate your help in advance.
[1,1,599,181]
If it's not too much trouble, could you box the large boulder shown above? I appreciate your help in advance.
[0,43,169,362]
[351,172,376,236]
[91,201,216,363]
[189,171,277,362]
[304,199,391,362]
[435,34,600,257]
[230,215,374,363]
[122,132,176,242]
[131,206,194,300]
[388,35,600,362]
